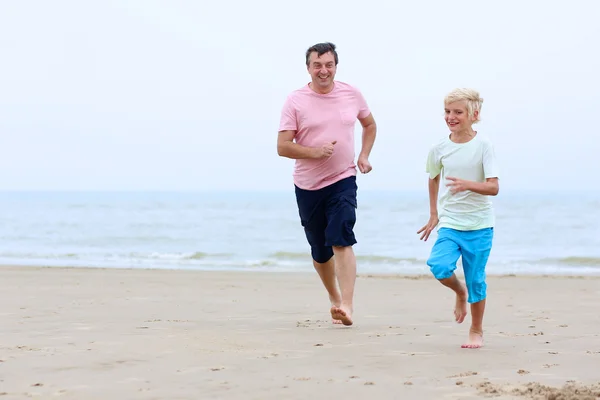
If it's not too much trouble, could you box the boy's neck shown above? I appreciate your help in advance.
[450,128,477,144]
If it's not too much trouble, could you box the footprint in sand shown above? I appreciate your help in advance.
[543,364,559,368]
[448,371,478,378]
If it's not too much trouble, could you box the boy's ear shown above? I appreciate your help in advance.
[472,110,479,121]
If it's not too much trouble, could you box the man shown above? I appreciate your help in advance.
[277,42,377,326]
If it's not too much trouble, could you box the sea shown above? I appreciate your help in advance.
[1,190,599,276]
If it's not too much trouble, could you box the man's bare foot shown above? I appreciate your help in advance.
[330,295,343,324]
[454,284,468,324]
[461,329,483,348]
[330,306,353,326]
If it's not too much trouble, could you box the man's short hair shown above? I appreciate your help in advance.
[305,42,339,66]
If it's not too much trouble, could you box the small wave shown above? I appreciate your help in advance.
[134,251,234,260]
[0,252,81,260]
[269,251,307,260]
[357,255,423,264]
[248,260,278,267]
[553,257,600,266]
[270,251,424,265]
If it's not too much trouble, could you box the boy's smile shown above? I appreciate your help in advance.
[444,100,477,133]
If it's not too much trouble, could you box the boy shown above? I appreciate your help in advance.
[417,88,499,349]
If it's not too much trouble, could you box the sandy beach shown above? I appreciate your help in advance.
[1,266,599,399]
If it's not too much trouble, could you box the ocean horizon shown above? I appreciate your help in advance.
[1,189,598,276]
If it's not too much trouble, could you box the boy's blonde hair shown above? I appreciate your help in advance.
[444,88,484,123]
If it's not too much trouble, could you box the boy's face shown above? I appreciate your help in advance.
[444,100,477,132]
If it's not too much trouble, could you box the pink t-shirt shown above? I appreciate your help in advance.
[278,81,371,190]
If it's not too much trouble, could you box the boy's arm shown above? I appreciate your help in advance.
[428,175,440,216]
[446,177,499,196]
[418,174,440,241]
[447,139,500,195]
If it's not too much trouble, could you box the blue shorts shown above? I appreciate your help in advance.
[294,176,358,263]
[427,227,494,304]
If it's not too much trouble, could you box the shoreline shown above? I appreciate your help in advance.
[2,263,600,279]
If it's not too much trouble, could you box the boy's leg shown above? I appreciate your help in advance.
[324,177,358,326]
[295,186,341,323]
[427,228,468,323]
[460,228,494,349]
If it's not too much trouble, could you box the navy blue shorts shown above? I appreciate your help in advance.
[294,176,358,263]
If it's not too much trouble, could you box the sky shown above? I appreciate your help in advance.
[0,0,598,193]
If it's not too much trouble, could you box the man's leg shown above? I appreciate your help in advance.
[312,257,341,308]
[303,228,342,324]
[460,228,494,349]
[427,229,467,323]
[331,245,356,325]
[295,184,342,323]
[324,177,358,326]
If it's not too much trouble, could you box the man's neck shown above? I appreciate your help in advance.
[308,81,335,94]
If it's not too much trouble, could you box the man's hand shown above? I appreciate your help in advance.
[446,176,471,194]
[417,215,439,241]
[357,155,372,173]
[313,141,337,158]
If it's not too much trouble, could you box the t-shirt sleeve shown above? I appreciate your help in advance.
[278,95,297,132]
[425,146,442,179]
[355,88,371,119]
[482,140,500,179]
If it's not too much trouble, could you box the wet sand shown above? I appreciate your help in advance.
[1,266,599,399]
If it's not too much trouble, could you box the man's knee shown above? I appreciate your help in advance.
[311,246,334,264]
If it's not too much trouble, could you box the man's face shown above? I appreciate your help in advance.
[307,51,336,91]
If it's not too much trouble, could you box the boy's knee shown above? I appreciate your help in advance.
[427,257,454,280]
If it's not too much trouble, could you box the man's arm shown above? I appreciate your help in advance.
[277,130,316,159]
[277,130,335,160]
[357,113,376,159]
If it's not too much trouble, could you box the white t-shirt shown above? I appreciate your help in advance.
[425,133,500,231]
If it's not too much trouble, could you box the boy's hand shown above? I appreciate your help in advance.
[357,155,372,174]
[446,177,471,194]
[417,215,439,241]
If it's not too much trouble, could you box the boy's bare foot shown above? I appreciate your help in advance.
[461,329,484,348]
[330,306,353,326]
[454,284,468,323]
